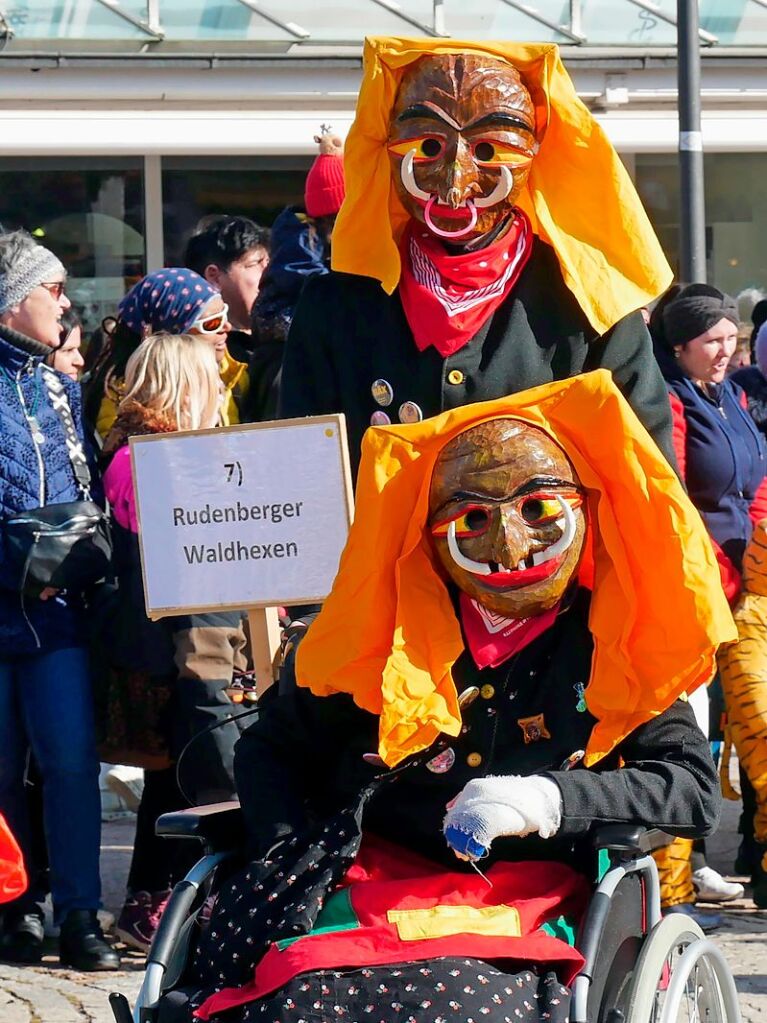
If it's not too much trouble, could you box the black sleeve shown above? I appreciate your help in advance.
[234,688,377,858]
[277,275,341,420]
[585,310,678,474]
[548,698,721,839]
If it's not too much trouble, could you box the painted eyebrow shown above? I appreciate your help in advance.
[397,104,460,129]
[465,112,535,133]
[447,477,578,505]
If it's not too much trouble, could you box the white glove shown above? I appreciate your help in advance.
[443,775,563,859]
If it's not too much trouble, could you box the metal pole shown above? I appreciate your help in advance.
[569,0,582,39]
[433,0,446,36]
[677,0,706,282]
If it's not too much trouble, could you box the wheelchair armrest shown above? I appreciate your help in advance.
[592,824,668,855]
[155,800,246,850]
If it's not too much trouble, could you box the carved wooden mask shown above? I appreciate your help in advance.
[388,53,538,245]
[429,419,587,618]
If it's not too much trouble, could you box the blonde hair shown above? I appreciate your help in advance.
[121,332,220,430]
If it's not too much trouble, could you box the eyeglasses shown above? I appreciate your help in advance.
[191,303,229,335]
[39,281,66,300]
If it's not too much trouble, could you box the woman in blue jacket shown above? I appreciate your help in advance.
[0,231,118,971]
[652,282,767,915]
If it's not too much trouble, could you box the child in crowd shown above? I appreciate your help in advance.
[95,332,247,952]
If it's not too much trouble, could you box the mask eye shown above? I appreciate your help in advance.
[388,135,445,162]
[431,505,491,539]
[472,138,535,167]
[521,493,581,526]
[474,141,496,162]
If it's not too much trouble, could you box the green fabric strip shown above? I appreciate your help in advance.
[540,914,577,946]
[275,888,359,951]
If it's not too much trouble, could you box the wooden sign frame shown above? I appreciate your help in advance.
[129,413,354,620]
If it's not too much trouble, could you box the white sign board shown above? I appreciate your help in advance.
[130,415,353,617]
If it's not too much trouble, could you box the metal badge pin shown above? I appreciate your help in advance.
[458,685,480,710]
[371,379,394,407]
[398,400,423,424]
[370,410,391,427]
[425,747,456,774]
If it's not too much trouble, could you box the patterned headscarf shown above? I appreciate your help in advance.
[117,268,217,336]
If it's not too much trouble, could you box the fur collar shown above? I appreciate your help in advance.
[102,398,178,461]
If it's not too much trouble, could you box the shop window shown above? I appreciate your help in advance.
[161,156,312,266]
[635,152,767,308]
[0,157,145,335]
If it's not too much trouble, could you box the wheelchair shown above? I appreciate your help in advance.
[109,802,742,1023]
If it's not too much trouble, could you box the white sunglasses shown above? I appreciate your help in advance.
[191,303,229,335]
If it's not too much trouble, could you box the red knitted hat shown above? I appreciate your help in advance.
[304,133,346,218]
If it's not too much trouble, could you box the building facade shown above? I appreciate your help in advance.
[1,1,767,326]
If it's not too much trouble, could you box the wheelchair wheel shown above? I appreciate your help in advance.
[622,912,739,1022]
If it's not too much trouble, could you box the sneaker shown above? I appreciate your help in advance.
[114,891,156,953]
[150,888,172,928]
[59,910,120,971]
[104,766,144,814]
[692,865,745,903]
[663,902,723,933]
[114,888,171,953]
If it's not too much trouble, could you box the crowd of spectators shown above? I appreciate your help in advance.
[0,119,765,978]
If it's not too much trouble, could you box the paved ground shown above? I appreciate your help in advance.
[0,799,765,1021]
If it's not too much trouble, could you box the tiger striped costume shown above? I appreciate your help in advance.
[718,518,767,904]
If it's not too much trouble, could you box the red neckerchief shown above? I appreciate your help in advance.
[398,209,532,358]
[459,591,561,670]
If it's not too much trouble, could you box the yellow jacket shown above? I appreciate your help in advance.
[218,349,250,427]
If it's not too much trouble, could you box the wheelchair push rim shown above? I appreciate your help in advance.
[622,913,740,1023]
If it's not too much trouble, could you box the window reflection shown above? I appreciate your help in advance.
[636,152,767,302]
[0,157,145,334]
[162,156,310,266]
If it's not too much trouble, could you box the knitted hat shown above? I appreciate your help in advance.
[304,131,346,218]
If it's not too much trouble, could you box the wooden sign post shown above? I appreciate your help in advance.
[130,414,353,697]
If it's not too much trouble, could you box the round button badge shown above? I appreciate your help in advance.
[398,401,423,424]
[371,379,394,407]
[370,410,391,427]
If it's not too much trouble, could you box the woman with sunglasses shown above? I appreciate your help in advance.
[83,268,249,438]
[0,230,119,971]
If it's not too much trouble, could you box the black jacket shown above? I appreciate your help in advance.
[235,591,720,870]
[279,238,675,478]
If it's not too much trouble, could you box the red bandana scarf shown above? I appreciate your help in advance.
[459,592,561,670]
[398,209,533,358]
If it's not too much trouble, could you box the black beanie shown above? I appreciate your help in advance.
[661,283,739,348]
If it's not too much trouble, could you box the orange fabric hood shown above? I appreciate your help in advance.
[296,370,735,767]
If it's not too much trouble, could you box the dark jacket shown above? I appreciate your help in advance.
[250,206,330,348]
[243,207,331,423]
[731,365,767,438]
[279,238,675,478]
[659,346,767,574]
[0,325,88,655]
[235,591,720,870]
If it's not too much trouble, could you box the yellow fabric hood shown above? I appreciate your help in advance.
[332,36,672,336]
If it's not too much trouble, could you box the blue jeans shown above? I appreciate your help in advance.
[0,646,101,923]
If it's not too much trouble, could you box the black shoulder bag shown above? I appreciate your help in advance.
[5,366,112,596]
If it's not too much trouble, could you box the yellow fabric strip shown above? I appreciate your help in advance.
[387,904,521,941]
